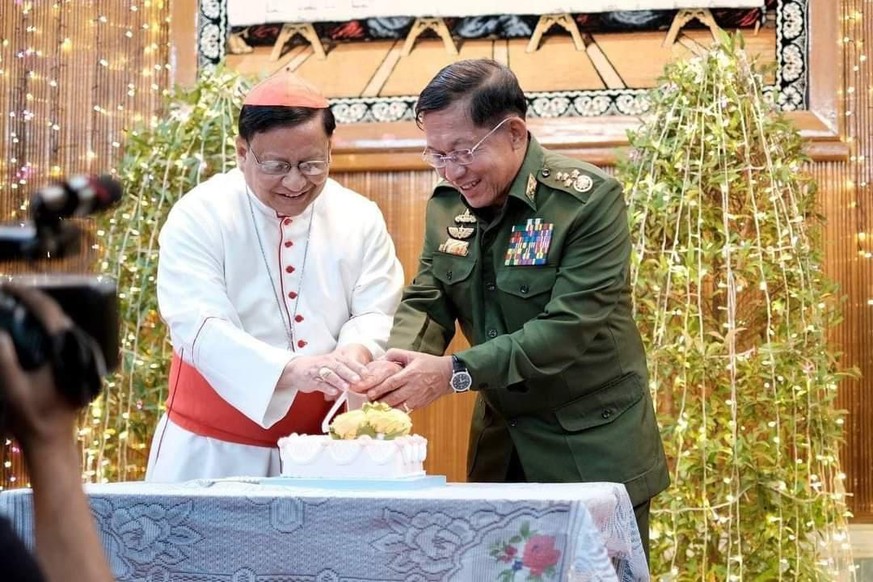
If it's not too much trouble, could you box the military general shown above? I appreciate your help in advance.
[350,58,669,562]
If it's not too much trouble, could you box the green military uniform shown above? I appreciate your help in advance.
[389,136,669,507]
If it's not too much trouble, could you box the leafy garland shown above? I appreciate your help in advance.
[86,68,249,481]
[617,35,855,579]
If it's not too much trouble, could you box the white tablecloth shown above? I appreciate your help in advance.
[0,479,649,581]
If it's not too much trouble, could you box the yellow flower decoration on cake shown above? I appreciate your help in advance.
[328,402,412,440]
[329,408,368,440]
[367,404,413,438]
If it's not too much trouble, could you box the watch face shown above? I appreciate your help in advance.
[451,371,472,392]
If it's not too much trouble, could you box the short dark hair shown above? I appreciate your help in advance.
[414,59,527,129]
[238,105,337,142]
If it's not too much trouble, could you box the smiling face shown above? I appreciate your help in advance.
[235,115,331,217]
[420,100,527,209]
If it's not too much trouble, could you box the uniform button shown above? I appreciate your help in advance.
[283,218,292,226]
[294,314,304,322]
[284,241,293,248]
[446,270,453,281]
[287,265,296,273]
[509,418,518,427]
[487,329,498,338]
[288,291,297,299]
[297,339,307,348]
[520,284,529,294]
[601,409,613,419]
[541,168,550,177]
[486,282,496,291]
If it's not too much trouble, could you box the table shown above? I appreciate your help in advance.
[1,480,649,581]
[227,0,764,58]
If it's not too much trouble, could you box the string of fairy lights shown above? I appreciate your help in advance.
[0,1,170,490]
[844,3,873,297]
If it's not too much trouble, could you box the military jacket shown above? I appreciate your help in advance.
[389,136,669,505]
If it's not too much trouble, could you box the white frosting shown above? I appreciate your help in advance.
[277,434,427,479]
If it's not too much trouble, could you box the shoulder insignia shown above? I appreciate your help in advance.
[538,154,610,202]
[573,175,593,193]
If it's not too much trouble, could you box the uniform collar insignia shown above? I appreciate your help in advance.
[525,173,537,201]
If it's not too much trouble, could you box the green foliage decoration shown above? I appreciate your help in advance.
[617,35,855,579]
[86,67,249,482]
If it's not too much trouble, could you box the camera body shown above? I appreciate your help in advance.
[0,274,119,371]
[0,175,122,417]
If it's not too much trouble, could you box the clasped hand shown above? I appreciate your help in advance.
[277,343,372,399]
[348,350,454,412]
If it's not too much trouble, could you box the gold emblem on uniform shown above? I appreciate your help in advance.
[447,225,474,239]
[556,171,576,187]
[454,209,477,224]
[525,173,537,201]
[438,238,469,256]
[573,175,594,193]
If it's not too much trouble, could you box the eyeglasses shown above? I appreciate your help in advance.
[247,142,330,178]
[421,117,515,169]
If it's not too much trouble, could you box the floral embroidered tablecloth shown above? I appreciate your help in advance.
[0,480,648,581]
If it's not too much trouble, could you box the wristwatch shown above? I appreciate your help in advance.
[449,355,472,393]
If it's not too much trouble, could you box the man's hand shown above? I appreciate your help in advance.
[348,359,403,395]
[277,343,373,397]
[0,285,116,582]
[358,349,453,412]
[0,285,78,450]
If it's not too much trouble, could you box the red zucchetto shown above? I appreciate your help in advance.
[244,68,329,109]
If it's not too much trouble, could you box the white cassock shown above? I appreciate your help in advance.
[145,168,404,482]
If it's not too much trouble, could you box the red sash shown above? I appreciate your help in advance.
[166,352,333,447]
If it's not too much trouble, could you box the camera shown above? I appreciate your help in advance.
[0,175,121,412]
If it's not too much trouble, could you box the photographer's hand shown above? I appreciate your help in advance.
[0,285,113,582]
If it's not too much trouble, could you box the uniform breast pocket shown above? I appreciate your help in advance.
[432,253,476,315]
[496,266,556,329]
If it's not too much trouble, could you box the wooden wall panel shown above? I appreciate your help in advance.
[812,162,873,521]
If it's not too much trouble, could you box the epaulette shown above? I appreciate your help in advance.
[536,153,611,202]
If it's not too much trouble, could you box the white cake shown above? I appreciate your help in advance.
[277,434,427,479]
[277,402,428,479]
